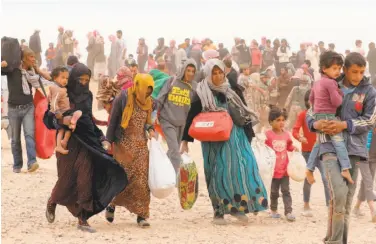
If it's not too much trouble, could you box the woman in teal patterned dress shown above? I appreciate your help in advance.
[181,59,268,225]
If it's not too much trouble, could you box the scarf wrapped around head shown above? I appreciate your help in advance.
[67,63,92,104]
[121,74,154,129]
[109,35,116,43]
[116,66,134,90]
[196,59,258,124]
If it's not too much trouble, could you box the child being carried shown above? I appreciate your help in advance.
[48,66,82,154]
[306,51,353,184]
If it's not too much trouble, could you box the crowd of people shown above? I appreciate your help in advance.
[1,28,376,244]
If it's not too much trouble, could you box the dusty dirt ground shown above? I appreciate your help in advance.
[1,81,375,244]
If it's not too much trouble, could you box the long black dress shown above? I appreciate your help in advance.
[45,63,127,220]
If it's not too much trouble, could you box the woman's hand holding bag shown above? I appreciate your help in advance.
[148,138,176,199]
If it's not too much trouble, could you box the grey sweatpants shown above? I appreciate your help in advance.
[322,154,360,244]
[160,119,184,175]
[357,162,376,202]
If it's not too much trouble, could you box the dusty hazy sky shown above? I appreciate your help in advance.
[2,0,375,65]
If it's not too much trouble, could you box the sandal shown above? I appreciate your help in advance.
[77,218,96,233]
[212,212,228,225]
[230,212,249,223]
[45,198,57,223]
[105,206,115,223]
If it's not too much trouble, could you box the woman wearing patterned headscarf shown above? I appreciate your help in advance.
[105,74,156,228]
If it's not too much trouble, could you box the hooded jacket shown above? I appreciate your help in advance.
[157,59,198,127]
[307,75,376,159]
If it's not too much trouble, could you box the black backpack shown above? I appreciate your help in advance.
[1,37,22,72]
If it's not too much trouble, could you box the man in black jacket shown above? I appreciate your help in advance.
[29,30,42,67]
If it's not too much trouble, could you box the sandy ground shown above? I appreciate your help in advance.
[1,81,376,244]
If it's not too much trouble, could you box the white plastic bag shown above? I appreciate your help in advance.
[287,152,306,182]
[251,137,276,187]
[148,138,176,199]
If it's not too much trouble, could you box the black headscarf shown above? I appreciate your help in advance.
[67,63,92,104]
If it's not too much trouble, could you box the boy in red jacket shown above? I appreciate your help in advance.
[292,89,330,216]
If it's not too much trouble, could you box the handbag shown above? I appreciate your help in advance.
[227,99,246,126]
[188,111,233,142]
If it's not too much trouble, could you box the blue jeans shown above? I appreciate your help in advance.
[8,103,37,170]
[307,114,351,171]
[302,152,330,206]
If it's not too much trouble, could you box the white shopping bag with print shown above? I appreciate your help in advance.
[148,138,176,199]
[287,152,306,182]
[251,137,276,191]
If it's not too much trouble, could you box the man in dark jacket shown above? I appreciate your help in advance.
[306,52,376,244]
[29,30,42,67]
[223,58,238,89]
[218,43,229,60]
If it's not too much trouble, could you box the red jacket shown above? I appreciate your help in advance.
[250,48,262,66]
[292,110,316,152]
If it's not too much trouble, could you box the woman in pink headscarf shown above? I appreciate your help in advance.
[165,40,177,75]
[115,66,134,90]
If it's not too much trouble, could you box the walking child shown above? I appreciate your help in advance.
[306,51,354,184]
[292,90,330,216]
[48,66,82,154]
[265,107,298,222]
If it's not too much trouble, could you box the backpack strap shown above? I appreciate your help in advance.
[38,75,50,110]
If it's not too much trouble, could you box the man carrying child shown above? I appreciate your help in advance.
[307,52,376,244]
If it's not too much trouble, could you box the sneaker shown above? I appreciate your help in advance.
[352,208,365,217]
[301,209,313,217]
[286,213,296,222]
[269,212,281,219]
[13,168,21,173]
[28,162,39,173]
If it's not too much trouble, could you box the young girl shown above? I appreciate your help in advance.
[306,51,354,184]
[48,66,82,154]
[265,107,297,222]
